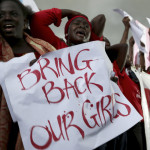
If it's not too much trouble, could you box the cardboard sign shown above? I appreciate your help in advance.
[0,41,142,150]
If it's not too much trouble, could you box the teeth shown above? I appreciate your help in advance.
[77,31,85,35]
[5,24,13,27]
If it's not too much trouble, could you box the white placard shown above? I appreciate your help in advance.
[0,41,142,150]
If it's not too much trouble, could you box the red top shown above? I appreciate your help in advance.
[113,61,143,117]
[30,8,68,50]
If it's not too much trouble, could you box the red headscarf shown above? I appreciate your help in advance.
[64,15,92,38]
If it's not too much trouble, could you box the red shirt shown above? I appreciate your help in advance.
[113,61,143,117]
[30,8,68,50]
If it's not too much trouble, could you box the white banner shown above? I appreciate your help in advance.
[146,17,150,26]
[131,67,150,150]
[133,21,150,69]
[0,41,142,150]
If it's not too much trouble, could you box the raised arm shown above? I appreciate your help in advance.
[106,43,128,72]
[30,8,63,49]
[90,14,106,38]
[61,9,86,20]
[90,14,111,47]
[120,17,130,44]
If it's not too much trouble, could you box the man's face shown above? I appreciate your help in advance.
[67,17,91,45]
[0,1,24,40]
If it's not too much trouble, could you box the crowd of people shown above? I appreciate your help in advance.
[0,0,149,150]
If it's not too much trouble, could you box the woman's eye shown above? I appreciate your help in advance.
[12,12,18,16]
[74,23,80,25]
[0,13,4,18]
[85,24,90,28]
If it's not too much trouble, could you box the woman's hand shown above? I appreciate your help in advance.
[61,9,87,20]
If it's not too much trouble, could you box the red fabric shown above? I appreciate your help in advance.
[90,32,103,41]
[147,71,150,74]
[30,8,68,50]
[113,61,143,117]
[64,15,92,36]
[144,88,150,111]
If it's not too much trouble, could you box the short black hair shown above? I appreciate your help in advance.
[0,0,33,20]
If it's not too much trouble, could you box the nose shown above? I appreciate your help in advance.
[79,23,85,29]
[4,13,11,20]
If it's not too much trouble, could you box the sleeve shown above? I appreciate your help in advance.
[30,8,63,49]
[113,60,126,77]
[90,32,103,41]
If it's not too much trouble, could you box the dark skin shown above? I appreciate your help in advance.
[91,14,106,38]
[67,17,91,45]
[91,14,111,47]
[106,43,128,72]
[120,16,130,44]
[61,9,91,46]
[0,1,35,54]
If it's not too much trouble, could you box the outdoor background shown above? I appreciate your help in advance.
[34,0,150,45]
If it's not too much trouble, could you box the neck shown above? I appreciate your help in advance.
[7,37,24,47]
[67,40,81,46]
[67,42,75,46]
[6,37,35,54]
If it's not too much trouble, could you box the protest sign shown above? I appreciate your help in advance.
[131,67,150,150]
[113,8,133,20]
[0,41,142,150]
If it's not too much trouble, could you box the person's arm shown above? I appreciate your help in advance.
[129,36,134,63]
[30,8,63,49]
[90,14,106,38]
[90,14,111,47]
[106,43,128,72]
[120,17,130,44]
[0,96,12,150]
[139,51,145,71]
[61,9,86,19]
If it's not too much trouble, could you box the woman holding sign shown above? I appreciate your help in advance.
[0,0,55,149]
